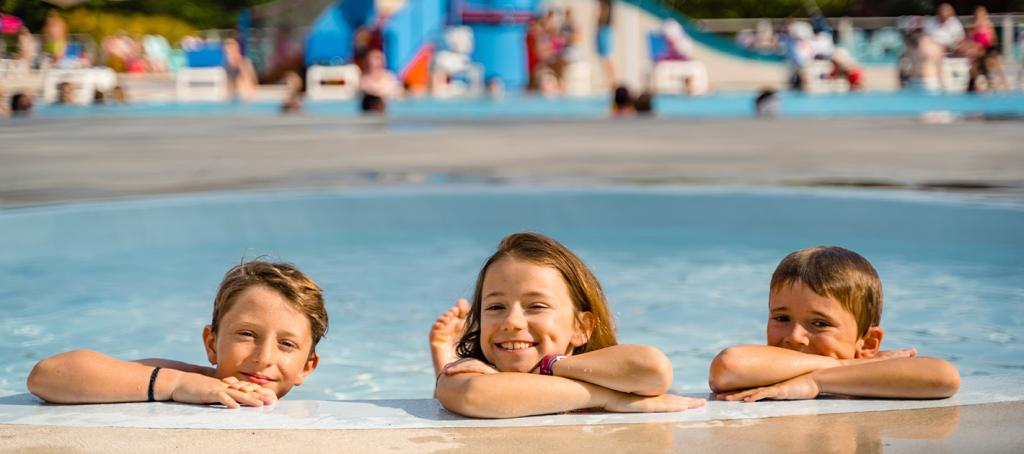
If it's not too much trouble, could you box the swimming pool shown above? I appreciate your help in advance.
[31,91,1024,120]
[1,187,1021,399]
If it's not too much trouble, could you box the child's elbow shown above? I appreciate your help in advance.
[931,361,960,398]
[708,347,744,393]
[27,350,90,402]
[436,377,495,418]
[627,346,673,396]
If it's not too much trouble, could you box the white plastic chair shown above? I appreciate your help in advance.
[651,61,708,95]
[940,58,970,93]
[43,67,118,104]
[176,67,229,101]
[306,64,361,100]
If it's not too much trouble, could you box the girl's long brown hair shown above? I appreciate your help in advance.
[455,232,618,363]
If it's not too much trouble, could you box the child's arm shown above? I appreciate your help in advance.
[719,357,960,401]
[708,345,916,393]
[443,344,673,396]
[27,350,274,408]
[435,367,703,418]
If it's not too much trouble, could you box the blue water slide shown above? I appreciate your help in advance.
[621,0,785,63]
[305,0,377,66]
[382,0,448,74]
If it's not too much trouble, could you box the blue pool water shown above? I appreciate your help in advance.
[31,91,1024,120]
[1,187,1022,399]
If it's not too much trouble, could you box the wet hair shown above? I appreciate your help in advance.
[211,260,328,355]
[635,91,653,115]
[11,93,33,113]
[770,246,882,337]
[360,92,385,113]
[455,232,618,364]
[612,85,634,111]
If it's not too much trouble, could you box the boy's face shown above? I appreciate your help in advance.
[767,281,881,359]
[203,285,319,398]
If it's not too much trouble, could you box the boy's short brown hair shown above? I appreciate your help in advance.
[211,260,328,354]
[770,246,882,337]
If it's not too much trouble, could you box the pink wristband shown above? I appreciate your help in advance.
[539,354,566,375]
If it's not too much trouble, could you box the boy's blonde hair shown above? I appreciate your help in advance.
[770,246,882,337]
[456,232,618,362]
[211,260,328,354]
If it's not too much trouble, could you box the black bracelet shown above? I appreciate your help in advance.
[147,367,162,402]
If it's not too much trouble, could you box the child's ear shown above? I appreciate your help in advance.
[856,326,884,359]
[571,312,596,348]
[202,325,218,365]
[293,352,320,386]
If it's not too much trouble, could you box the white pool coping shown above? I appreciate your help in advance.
[0,375,1020,430]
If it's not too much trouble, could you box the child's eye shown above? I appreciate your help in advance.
[812,320,832,329]
[237,330,255,338]
[279,340,298,350]
[528,303,549,310]
[771,315,790,323]
[484,303,505,311]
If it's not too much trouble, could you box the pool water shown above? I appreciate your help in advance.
[0,187,1021,399]
[32,91,1024,120]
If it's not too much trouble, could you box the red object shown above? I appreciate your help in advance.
[1,13,23,35]
[401,44,433,93]
[847,69,863,89]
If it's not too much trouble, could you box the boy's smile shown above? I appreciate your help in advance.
[767,281,878,359]
[479,257,590,372]
[204,285,319,397]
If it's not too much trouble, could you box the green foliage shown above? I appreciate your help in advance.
[63,9,197,44]
[3,0,275,30]
[662,0,858,18]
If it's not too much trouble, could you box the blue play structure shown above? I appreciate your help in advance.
[301,0,801,89]
[304,0,536,87]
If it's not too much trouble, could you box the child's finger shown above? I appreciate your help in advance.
[257,387,278,405]
[227,388,264,407]
[222,376,239,385]
[217,391,241,409]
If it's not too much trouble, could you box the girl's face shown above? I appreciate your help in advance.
[478,257,593,372]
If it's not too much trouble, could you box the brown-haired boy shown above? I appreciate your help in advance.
[27,260,327,408]
[709,246,960,401]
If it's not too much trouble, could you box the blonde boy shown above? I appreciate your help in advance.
[709,246,960,401]
[28,260,327,408]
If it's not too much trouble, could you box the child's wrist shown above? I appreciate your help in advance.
[157,368,184,401]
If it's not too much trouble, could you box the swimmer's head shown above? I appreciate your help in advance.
[455,233,618,372]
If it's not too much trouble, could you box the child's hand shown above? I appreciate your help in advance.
[605,393,705,413]
[443,358,499,376]
[840,348,917,366]
[716,373,821,402]
[221,376,277,406]
[169,373,272,409]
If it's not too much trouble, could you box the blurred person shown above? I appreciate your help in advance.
[223,37,258,101]
[16,26,37,69]
[280,71,304,114]
[92,90,106,105]
[525,17,543,91]
[635,91,653,116]
[10,92,33,116]
[560,8,581,63]
[830,48,863,91]
[900,30,943,91]
[611,85,634,116]
[968,47,1009,93]
[486,76,504,99]
[352,25,382,72]
[596,0,615,87]
[754,88,779,118]
[924,3,964,53]
[55,82,74,105]
[42,10,67,62]
[112,85,128,103]
[783,21,815,91]
[359,49,400,99]
[661,18,695,61]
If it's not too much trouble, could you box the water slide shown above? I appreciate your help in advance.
[303,0,897,92]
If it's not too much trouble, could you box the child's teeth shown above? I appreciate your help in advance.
[501,342,531,350]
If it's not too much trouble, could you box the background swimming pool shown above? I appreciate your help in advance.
[1,187,1021,399]
[31,91,1024,120]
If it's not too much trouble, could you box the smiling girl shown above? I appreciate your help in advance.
[431,232,705,418]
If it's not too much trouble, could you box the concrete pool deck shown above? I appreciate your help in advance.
[1,115,1023,452]
[1,116,1023,206]
[1,375,1023,452]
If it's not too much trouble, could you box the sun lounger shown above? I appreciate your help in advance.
[306,64,361,100]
